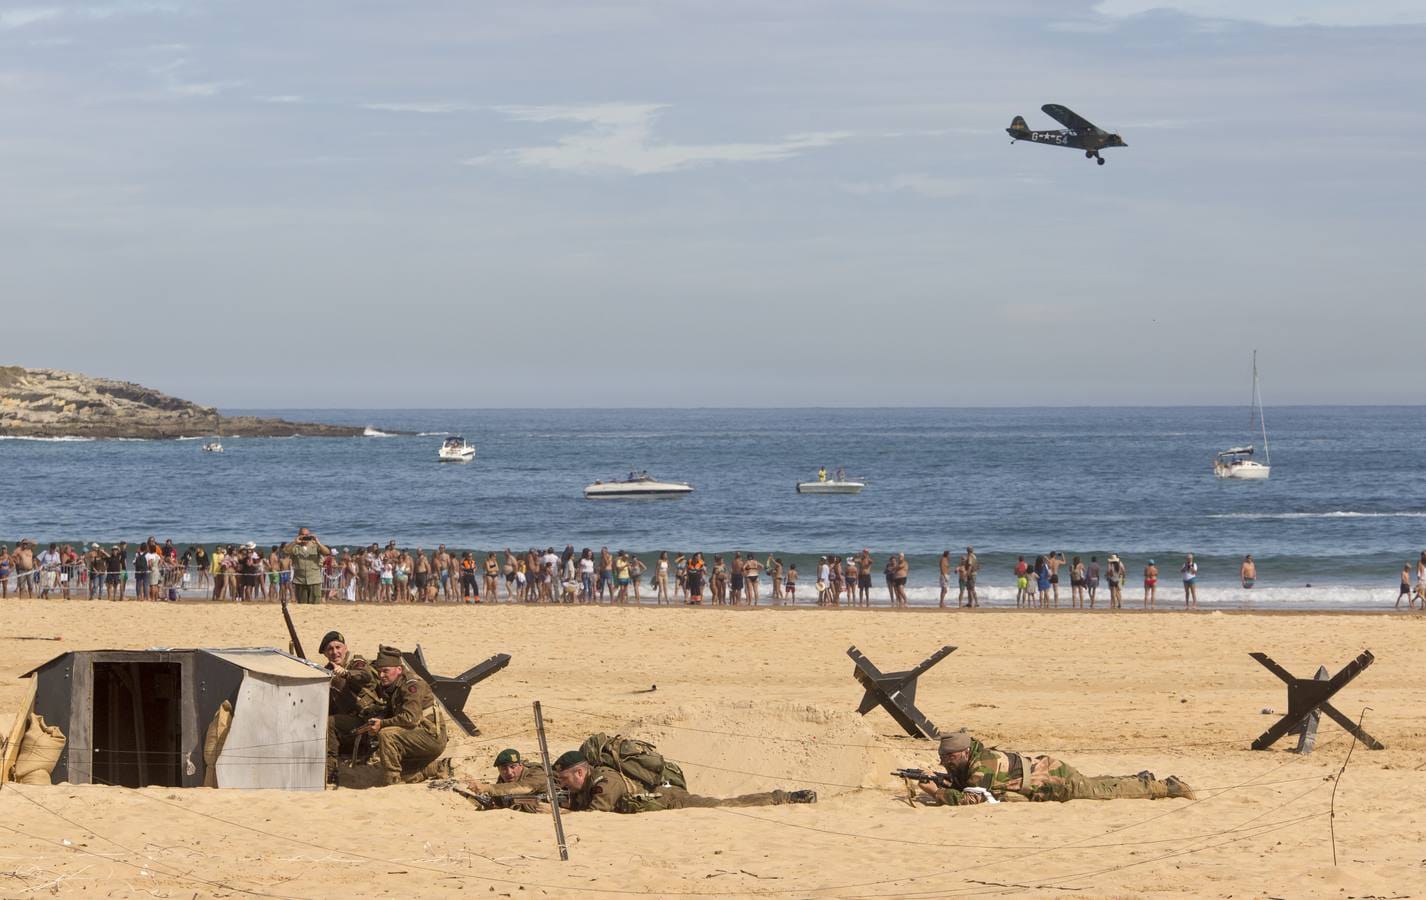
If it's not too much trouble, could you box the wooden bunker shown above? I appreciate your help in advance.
[19,648,330,790]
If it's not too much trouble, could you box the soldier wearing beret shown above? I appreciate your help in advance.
[360,646,449,785]
[918,731,1195,805]
[321,631,384,781]
[461,749,552,809]
[551,750,816,813]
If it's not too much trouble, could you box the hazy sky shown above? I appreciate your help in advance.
[3,1,1423,406]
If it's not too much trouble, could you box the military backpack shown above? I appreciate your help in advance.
[578,733,687,791]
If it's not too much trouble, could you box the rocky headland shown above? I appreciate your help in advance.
[0,366,393,439]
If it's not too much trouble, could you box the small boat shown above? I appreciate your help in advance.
[796,479,865,494]
[201,441,223,453]
[438,436,476,462]
[1214,351,1271,480]
[584,471,693,499]
[796,467,865,494]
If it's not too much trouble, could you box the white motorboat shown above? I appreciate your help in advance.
[796,479,865,494]
[201,441,223,453]
[438,436,476,462]
[584,471,693,499]
[1214,351,1271,480]
[796,467,865,494]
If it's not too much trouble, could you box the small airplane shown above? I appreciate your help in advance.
[1007,104,1126,165]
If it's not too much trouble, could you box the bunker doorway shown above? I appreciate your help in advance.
[91,661,183,787]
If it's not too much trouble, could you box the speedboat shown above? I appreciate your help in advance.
[796,479,865,494]
[438,436,476,462]
[201,441,223,453]
[1214,351,1271,480]
[584,472,693,499]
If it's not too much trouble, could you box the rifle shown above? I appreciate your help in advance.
[426,779,568,811]
[280,595,306,659]
[891,768,953,789]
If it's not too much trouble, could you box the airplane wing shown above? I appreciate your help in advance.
[1042,104,1105,134]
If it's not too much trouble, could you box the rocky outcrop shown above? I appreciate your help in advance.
[0,366,391,439]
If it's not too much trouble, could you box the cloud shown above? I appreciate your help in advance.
[0,7,61,29]
[842,173,974,199]
[168,80,241,97]
[467,103,852,175]
[0,2,180,30]
[257,94,304,104]
[361,101,474,114]
[1094,0,1426,27]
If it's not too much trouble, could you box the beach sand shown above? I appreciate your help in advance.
[2,600,1424,898]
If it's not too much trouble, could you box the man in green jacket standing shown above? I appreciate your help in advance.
[283,527,330,604]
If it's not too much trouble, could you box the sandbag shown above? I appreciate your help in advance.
[202,700,233,788]
[13,714,65,785]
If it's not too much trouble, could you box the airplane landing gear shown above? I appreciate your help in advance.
[1085,150,1094,159]
[1096,156,1105,166]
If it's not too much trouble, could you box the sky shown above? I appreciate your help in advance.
[2,0,1423,407]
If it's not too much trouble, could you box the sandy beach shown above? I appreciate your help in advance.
[3,600,1424,898]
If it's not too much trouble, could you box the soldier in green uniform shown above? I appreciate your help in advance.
[361,647,449,785]
[552,750,817,813]
[917,732,1195,805]
[321,631,386,781]
[283,527,330,604]
[460,748,553,809]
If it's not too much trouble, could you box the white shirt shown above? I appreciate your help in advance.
[579,558,595,574]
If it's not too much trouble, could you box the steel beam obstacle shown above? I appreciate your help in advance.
[848,645,956,739]
[404,645,512,737]
[1249,649,1383,752]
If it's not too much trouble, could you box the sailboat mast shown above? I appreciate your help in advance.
[1252,350,1269,466]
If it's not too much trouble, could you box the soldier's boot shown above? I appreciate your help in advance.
[1136,770,1156,782]
[783,789,818,804]
[422,758,455,781]
[1164,776,1196,800]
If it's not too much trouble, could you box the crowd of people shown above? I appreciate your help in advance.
[4,536,1424,610]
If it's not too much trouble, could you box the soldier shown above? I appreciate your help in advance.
[551,750,816,813]
[915,731,1195,805]
[360,646,449,785]
[462,749,552,809]
[321,631,383,782]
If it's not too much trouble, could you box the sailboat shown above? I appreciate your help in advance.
[1214,351,1270,480]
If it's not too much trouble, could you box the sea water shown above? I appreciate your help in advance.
[2,406,1423,610]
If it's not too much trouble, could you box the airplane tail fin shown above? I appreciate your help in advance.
[1007,115,1029,137]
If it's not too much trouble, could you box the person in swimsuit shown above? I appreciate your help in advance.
[685,552,705,604]
[1070,556,1085,609]
[1086,556,1100,608]
[1240,554,1256,589]
[1143,559,1158,609]
[1181,554,1198,609]
[1399,563,1415,609]
[784,564,797,603]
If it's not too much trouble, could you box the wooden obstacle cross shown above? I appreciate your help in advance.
[848,645,956,739]
[402,646,512,737]
[1250,649,1383,752]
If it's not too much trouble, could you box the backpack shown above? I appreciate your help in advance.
[578,733,687,791]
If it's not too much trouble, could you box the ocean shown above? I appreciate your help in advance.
[3,406,1424,610]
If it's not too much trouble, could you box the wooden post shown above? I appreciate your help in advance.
[533,701,569,861]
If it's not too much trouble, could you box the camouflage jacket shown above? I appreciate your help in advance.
[928,739,1073,805]
[327,651,383,717]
